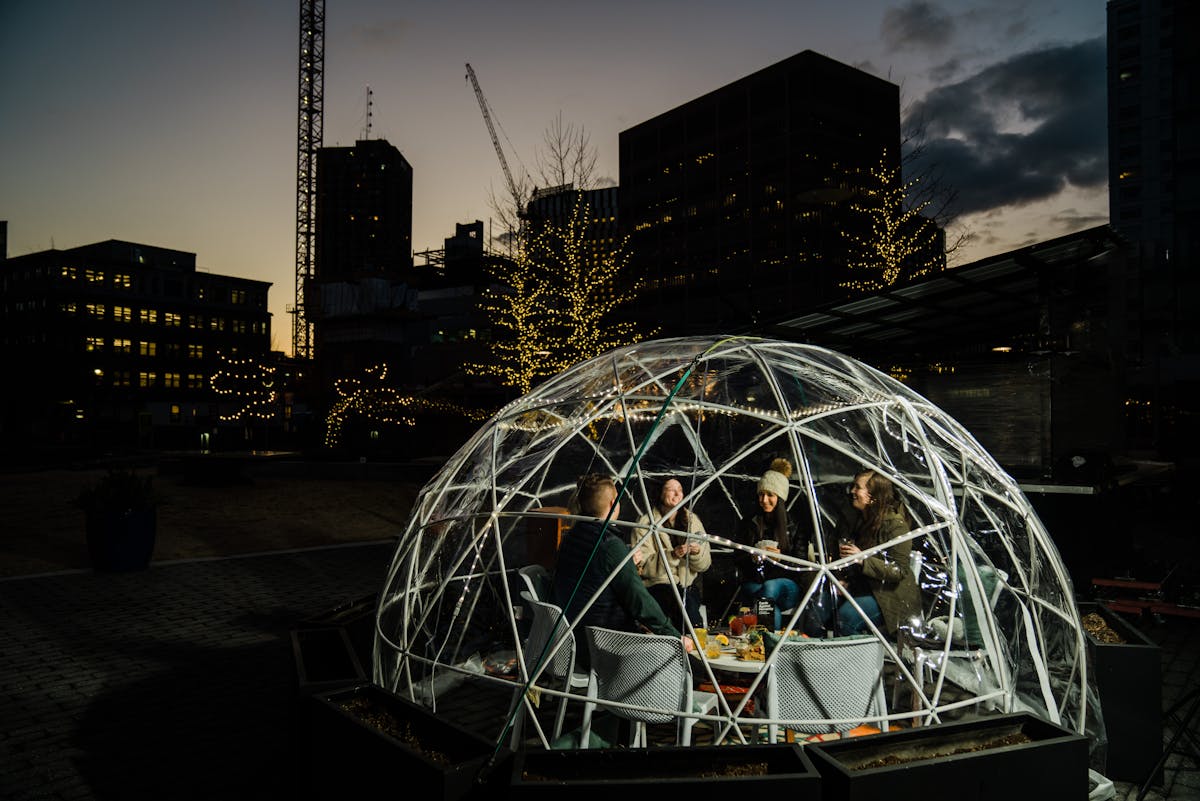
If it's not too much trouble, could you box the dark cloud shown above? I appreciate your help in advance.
[904,36,1106,216]
[882,2,956,52]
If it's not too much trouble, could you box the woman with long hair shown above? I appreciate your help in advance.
[632,478,712,629]
[835,469,920,635]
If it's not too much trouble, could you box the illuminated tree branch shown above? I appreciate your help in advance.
[211,353,278,421]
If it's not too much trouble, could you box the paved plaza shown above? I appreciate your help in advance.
[1,458,1197,799]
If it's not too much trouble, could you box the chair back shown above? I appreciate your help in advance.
[770,635,886,734]
[584,626,691,725]
[523,599,577,682]
[518,564,550,601]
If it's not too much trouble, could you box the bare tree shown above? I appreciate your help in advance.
[533,112,599,192]
[900,100,973,264]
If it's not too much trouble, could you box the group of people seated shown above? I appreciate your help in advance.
[549,458,922,667]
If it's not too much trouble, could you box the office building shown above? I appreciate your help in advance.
[0,239,271,451]
[312,138,415,379]
[1107,0,1200,456]
[619,50,911,334]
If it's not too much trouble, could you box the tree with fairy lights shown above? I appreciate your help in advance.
[324,363,490,449]
[210,353,278,421]
[840,155,948,293]
[469,192,649,394]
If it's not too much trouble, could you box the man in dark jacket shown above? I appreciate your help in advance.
[552,474,692,668]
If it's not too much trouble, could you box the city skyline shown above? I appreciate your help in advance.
[1,0,1107,355]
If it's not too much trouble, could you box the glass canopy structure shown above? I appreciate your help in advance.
[374,336,1102,754]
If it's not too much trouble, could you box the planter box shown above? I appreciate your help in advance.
[806,713,1088,801]
[510,743,821,796]
[1079,601,1162,783]
[290,627,366,697]
[309,683,508,800]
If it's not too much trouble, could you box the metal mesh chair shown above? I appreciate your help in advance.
[510,596,589,747]
[763,634,888,741]
[518,564,550,601]
[579,626,718,748]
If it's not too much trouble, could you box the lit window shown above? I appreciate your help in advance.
[61,266,78,280]
[86,303,106,318]
[113,338,132,354]
[85,269,104,283]
[165,312,182,327]
[86,336,105,351]
[187,373,206,389]
[169,404,182,423]
[188,344,204,359]
[114,273,132,289]
[61,302,78,314]
[189,315,204,329]
[231,289,246,304]
[140,308,158,324]
[138,371,158,388]
[164,373,181,389]
[139,341,157,356]
[113,306,132,322]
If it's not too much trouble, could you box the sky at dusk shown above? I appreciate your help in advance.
[0,1,1108,355]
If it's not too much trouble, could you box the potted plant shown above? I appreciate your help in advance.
[76,469,158,572]
[510,743,821,796]
[306,683,509,800]
[1079,601,1162,783]
[805,712,1088,800]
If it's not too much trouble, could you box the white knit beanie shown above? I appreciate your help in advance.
[757,457,792,500]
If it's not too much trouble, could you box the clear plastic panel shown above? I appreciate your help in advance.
[374,337,1100,752]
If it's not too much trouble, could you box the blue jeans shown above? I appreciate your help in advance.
[741,578,800,630]
[837,594,884,634]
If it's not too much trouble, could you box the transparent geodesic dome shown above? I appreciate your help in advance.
[373,336,1102,753]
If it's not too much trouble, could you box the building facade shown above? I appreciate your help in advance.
[312,138,415,381]
[0,239,271,452]
[619,50,906,335]
[1107,0,1200,457]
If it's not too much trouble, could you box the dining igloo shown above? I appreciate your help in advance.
[373,336,1102,754]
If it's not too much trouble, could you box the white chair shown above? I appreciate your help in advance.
[510,597,589,747]
[518,564,550,602]
[915,566,1009,697]
[763,634,888,742]
[580,626,719,748]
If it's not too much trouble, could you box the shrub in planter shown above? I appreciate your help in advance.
[510,743,821,796]
[76,469,158,572]
[308,683,508,800]
[1079,601,1162,783]
[806,712,1088,801]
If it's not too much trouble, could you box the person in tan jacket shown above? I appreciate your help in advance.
[632,478,712,629]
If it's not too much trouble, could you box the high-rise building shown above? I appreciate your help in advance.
[1107,0,1200,455]
[315,138,413,280]
[312,138,415,379]
[618,50,907,335]
[0,239,271,451]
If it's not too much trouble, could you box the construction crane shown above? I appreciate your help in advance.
[293,0,324,361]
[465,63,525,217]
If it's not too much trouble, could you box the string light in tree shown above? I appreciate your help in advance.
[210,353,278,421]
[324,363,490,448]
[468,193,653,394]
[840,154,945,293]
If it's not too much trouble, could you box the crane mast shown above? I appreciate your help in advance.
[293,0,324,361]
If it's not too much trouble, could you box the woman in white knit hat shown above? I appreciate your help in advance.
[734,457,801,631]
